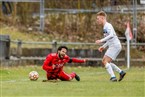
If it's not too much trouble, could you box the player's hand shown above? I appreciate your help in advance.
[95,40,102,44]
[98,46,104,52]
[52,64,56,69]
[83,59,87,62]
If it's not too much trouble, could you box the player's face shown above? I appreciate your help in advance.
[96,16,103,25]
[58,48,67,59]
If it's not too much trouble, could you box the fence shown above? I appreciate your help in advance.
[11,39,103,58]
[0,35,10,59]
[1,37,145,66]
[11,39,145,62]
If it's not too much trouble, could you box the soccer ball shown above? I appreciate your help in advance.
[29,71,39,81]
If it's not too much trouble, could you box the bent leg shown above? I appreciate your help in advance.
[58,71,76,81]
[110,62,122,73]
[102,55,112,65]
[46,72,57,80]
[110,63,126,81]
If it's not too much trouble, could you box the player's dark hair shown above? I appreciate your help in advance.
[57,45,68,52]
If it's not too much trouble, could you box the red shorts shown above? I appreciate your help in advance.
[46,71,75,81]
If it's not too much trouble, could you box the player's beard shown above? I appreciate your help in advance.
[58,53,64,59]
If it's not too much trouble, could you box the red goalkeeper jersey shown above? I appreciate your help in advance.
[42,53,85,73]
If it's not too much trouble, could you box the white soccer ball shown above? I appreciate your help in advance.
[29,71,39,81]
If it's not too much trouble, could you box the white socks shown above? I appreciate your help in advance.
[110,63,122,73]
[105,63,115,78]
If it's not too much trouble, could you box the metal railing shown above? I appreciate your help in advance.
[1,37,145,67]
[10,39,145,58]
[44,5,145,14]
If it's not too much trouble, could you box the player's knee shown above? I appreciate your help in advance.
[67,76,72,81]
[102,59,107,65]
[101,60,105,66]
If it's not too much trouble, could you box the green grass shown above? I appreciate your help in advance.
[0,66,144,97]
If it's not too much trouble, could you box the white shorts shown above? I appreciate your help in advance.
[105,44,122,60]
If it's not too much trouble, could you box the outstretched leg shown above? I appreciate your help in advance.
[58,71,80,81]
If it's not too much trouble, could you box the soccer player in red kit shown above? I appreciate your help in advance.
[42,46,86,81]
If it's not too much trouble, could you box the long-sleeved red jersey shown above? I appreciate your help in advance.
[42,53,85,73]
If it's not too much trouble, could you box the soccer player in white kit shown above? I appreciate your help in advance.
[95,11,126,82]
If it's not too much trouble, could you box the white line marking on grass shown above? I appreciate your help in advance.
[2,78,46,83]
[2,79,29,83]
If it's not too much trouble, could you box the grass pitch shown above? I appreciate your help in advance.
[0,66,144,97]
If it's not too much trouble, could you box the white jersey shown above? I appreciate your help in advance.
[101,22,121,48]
